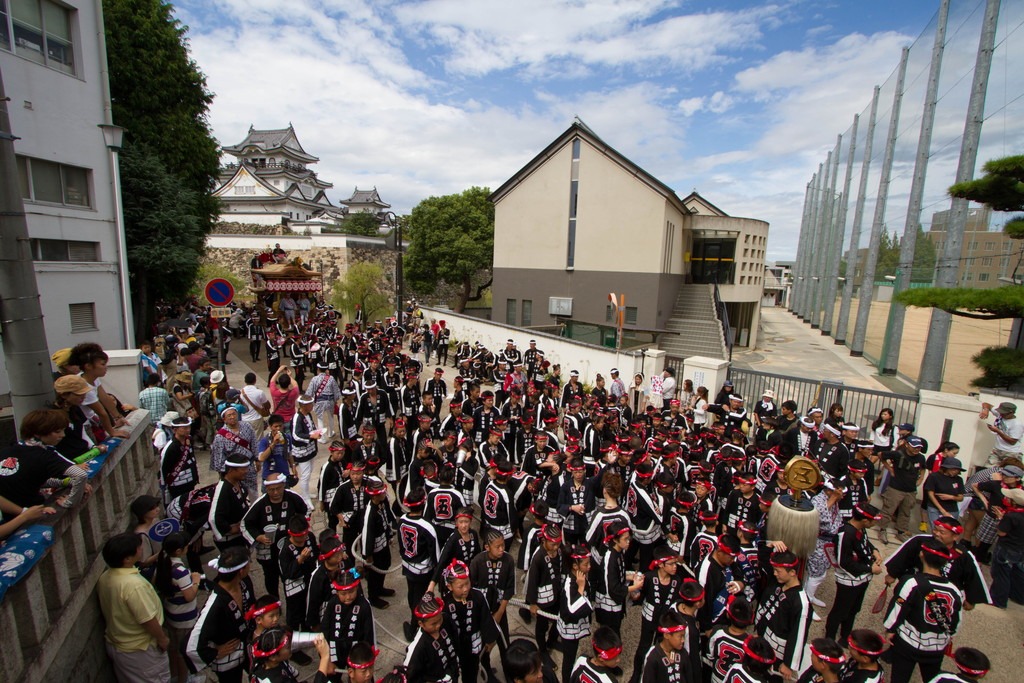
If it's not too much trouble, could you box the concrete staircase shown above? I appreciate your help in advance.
[660,284,728,360]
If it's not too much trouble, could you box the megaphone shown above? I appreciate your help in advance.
[289,631,321,650]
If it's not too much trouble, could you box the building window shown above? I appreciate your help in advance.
[978,273,990,282]
[985,241,995,251]
[981,256,993,267]
[30,238,99,261]
[625,306,637,325]
[69,302,96,332]
[16,155,91,207]
[506,299,517,326]
[965,273,973,281]
[234,185,255,195]
[566,139,581,269]
[522,300,532,327]
[3,0,75,74]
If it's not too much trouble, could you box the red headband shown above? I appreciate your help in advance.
[810,645,846,665]
[604,527,630,544]
[594,644,623,661]
[245,600,281,621]
[922,544,954,561]
[347,646,380,669]
[444,559,470,581]
[955,661,990,677]
[319,543,345,562]
[541,524,563,543]
[846,635,885,657]
[725,595,752,625]
[287,525,309,537]
[854,503,883,520]
[332,572,361,591]
[679,579,705,604]
[743,637,776,665]
[657,623,687,634]
[770,554,799,568]
[404,496,426,508]
[649,555,679,571]
[569,546,590,560]
[413,598,444,619]
[933,519,964,534]
[251,632,289,659]
[455,510,474,520]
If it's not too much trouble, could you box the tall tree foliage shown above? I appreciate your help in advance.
[895,154,1024,387]
[104,0,220,336]
[331,262,392,322]
[405,187,494,313]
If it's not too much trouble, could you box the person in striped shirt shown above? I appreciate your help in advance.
[154,531,200,683]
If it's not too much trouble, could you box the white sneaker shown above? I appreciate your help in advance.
[809,596,826,608]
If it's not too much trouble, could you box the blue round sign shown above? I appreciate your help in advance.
[205,278,235,307]
[148,518,180,542]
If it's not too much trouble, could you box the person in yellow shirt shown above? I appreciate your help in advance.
[97,532,171,682]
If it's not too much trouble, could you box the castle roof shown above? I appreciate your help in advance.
[222,124,318,163]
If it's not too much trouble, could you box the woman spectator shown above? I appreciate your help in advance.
[824,403,845,431]
[0,409,90,515]
[270,366,299,424]
[962,456,1023,545]
[132,495,163,580]
[52,375,103,460]
[210,405,258,498]
[691,386,710,430]
[155,532,201,683]
[628,373,647,416]
[870,408,894,453]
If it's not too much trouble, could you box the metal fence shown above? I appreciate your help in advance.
[728,366,919,436]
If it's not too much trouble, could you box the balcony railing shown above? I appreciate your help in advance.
[0,411,156,683]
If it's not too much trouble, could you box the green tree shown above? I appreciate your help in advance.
[331,262,392,322]
[342,212,384,236]
[104,0,221,337]
[895,154,1024,387]
[910,226,937,283]
[405,187,494,312]
[121,144,207,312]
[188,263,247,299]
[876,227,899,278]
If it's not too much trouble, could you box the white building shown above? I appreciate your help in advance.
[2,0,129,402]
[214,125,337,226]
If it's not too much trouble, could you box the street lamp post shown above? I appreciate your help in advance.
[383,211,403,328]
[99,123,134,348]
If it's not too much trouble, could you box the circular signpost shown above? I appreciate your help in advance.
[204,278,235,307]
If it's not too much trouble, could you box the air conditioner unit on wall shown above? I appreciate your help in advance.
[549,297,573,316]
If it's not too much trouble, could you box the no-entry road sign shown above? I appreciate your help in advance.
[205,278,235,307]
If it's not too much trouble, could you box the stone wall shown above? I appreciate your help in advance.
[215,221,286,235]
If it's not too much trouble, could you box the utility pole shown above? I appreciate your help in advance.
[822,130,856,337]
[0,68,56,424]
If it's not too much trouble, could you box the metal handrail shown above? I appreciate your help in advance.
[712,275,733,361]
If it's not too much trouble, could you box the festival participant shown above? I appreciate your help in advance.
[569,625,623,683]
[320,568,376,670]
[524,522,563,653]
[594,520,644,632]
[441,558,499,682]
[305,363,340,441]
[754,550,812,680]
[720,636,776,683]
[704,596,754,683]
[403,593,460,683]
[697,534,745,628]
[344,642,379,683]
[209,455,251,551]
[186,546,255,683]
[883,538,965,683]
[290,395,322,508]
[160,415,198,504]
[825,503,884,641]
[304,533,350,628]
[430,506,481,593]
[843,629,886,683]
[640,610,691,683]
[399,487,440,640]
[330,458,368,551]
[210,405,258,499]
[629,546,684,683]
[883,515,990,608]
[277,515,319,650]
[676,578,706,680]
[359,476,395,608]
[797,638,846,683]
[249,628,334,683]
[558,543,594,683]
[927,647,992,683]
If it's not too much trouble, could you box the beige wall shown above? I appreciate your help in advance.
[493,143,572,271]
[493,136,686,275]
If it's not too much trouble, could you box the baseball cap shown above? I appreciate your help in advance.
[996,402,1017,415]
[940,457,964,471]
[905,436,924,449]
[54,375,90,395]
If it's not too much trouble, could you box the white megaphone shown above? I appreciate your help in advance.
[288,632,321,650]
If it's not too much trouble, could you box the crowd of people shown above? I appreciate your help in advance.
[0,297,1021,683]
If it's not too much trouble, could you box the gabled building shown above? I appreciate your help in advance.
[215,125,335,225]
[489,120,769,357]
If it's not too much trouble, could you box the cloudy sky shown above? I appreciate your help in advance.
[174,0,943,260]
